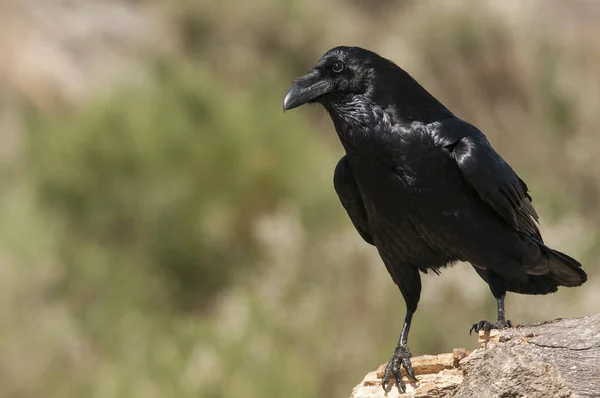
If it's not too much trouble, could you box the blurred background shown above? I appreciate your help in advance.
[1,0,599,397]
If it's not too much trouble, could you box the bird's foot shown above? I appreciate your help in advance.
[381,345,416,393]
[469,319,512,335]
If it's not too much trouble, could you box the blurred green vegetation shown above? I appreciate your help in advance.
[25,60,340,314]
[7,57,350,397]
[0,1,599,398]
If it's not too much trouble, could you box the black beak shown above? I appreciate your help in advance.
[283,70,330,112]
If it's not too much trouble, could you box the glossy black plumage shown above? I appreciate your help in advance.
[284,46,586,392]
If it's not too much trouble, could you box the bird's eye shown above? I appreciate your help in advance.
[332,61,345,73]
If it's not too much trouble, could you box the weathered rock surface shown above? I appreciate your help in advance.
[350,349,470,398]
[350,314,600,398]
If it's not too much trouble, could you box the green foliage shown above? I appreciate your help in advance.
[0,57,354,398]
[25,60,338,315]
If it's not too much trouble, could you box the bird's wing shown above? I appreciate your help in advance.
[334,156,374,245]
[435,119,542,240]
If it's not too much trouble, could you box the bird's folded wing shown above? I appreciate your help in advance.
[444,126,541,240]
[334,156,375,245]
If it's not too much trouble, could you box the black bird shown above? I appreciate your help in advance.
[283,46,587,393]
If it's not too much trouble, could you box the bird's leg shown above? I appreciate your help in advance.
[382,309,417,393]
[469,294,513,335]
[495,294,511,326]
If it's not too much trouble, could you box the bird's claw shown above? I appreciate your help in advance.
[469,319,512,335]
[381,345,416,393]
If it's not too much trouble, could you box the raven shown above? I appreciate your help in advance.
[283,46,587,393]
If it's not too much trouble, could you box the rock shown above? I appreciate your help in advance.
[350,349,470,397]
[350,314,600,398]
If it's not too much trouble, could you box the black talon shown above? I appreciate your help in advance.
[471,291,514,335]
[392,368,403,393]
[469,319,512,335]
[402,353,416,380]
[470,320,491,335]
[382,345,414,393]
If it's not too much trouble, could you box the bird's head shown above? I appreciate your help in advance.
[283,46,452,125]
[282,46,384,112]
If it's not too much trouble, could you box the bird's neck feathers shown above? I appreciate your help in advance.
[323,66,453,152]
[325,94,376,128]
[372,66,453,124]
[324,96,399,153]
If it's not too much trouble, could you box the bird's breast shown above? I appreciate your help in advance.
[345,127,449,188]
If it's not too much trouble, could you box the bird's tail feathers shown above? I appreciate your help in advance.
[538,243,587,287]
